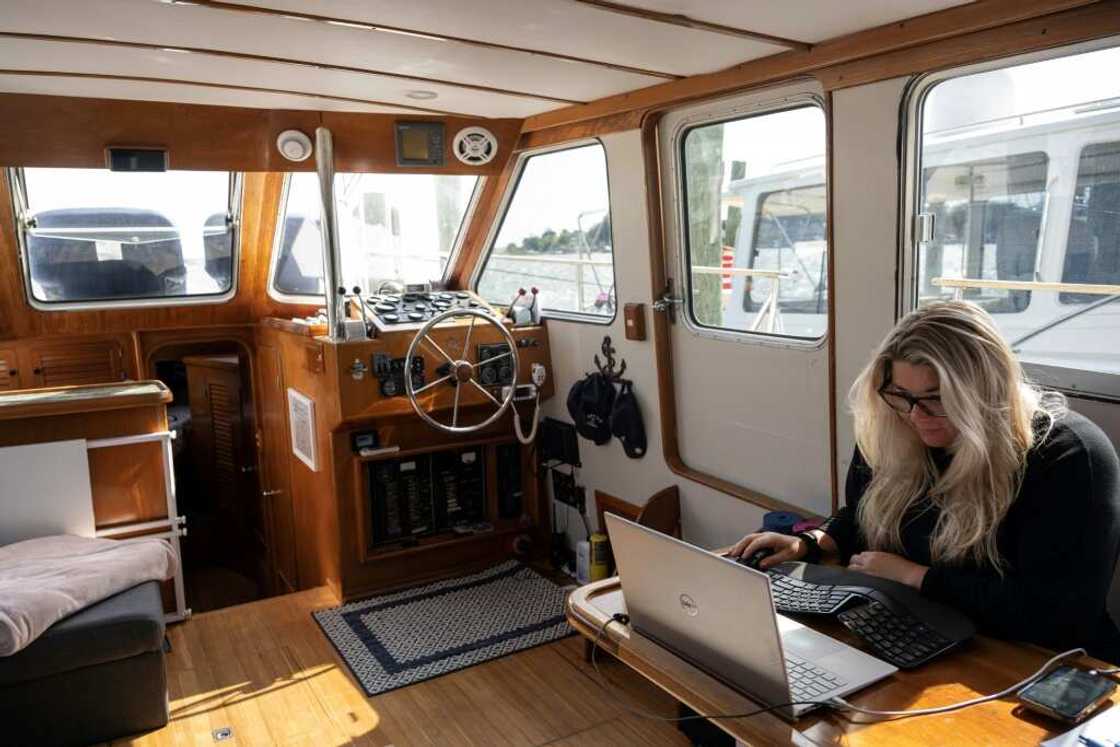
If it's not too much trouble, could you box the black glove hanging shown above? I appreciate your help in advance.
[610,380,646,458]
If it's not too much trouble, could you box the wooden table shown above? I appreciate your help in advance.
[567,577,1120,746]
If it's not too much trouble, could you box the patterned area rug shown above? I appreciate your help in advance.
[313,560,572,695]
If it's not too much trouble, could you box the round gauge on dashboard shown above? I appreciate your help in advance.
[408,312,424,321]
[381,313,399,323]
[375,303,396,313]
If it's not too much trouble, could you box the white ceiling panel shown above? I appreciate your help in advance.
[619,0,974,43]
[0,38,559,118]
[0,0,664,108]
[0,73,412,114]
[223,0,789,76]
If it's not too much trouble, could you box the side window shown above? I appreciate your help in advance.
[270,172,478,300]
[680,105,828,340]
[918,153,1048,313]
[475,142,616,321]
[12,168,238,307]
[1062,141,1120,303]
[910,44,1120,384]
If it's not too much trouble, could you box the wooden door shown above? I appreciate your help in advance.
[28,340,125,387]
[257,345,298,594]
[0,349,20,391]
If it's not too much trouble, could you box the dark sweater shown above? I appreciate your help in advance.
[821,410,1120,661]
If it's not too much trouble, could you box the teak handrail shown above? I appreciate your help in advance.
[932,277,1120,295]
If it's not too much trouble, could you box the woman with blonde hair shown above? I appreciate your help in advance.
[732,300,1120,657]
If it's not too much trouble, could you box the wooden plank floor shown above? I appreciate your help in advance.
[101,588,692,747]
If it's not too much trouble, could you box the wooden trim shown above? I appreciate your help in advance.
[817,1,1120,91]
[0,380,171,420]
[522,0,1104,131]
[639,114,820,519]
[0,95,520,174]
[0,69,456,117]
[933,277,1120,295]
[446,151,522,288]
[569,0,811,50]
[518,110,646,151]
[179,0,682,81]
[0,32,581,106]
[594,490,642,536]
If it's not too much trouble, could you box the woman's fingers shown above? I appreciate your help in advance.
[729,533,760,557]
[759,544,799,569]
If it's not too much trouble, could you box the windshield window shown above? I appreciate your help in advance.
[18,168,235,304]
[272,172,478,297]
[475,142,615,320]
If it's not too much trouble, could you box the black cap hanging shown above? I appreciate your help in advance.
[610,381,646,459]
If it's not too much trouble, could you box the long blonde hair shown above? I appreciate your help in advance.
[849,300,1064,570]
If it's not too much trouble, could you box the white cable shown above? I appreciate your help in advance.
[828,647,1087,719]
[512,393,541,445]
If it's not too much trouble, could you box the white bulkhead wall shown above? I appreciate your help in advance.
[541,130,769,552]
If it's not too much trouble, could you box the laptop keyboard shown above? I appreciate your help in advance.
[784,652,846,702]
[768,571,856,614]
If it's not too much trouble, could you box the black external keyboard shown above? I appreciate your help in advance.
[767,572,860,615]
[762,562,976,670]
[836,600,956,669]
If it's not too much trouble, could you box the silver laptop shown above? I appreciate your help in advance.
[604,514,896,719]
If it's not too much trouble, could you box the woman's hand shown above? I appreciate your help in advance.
[727,531,806,570]
[848,551,929,589]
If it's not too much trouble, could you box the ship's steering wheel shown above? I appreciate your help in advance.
[404,307,519,434]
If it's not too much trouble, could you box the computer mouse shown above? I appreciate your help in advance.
[744,548,775,570]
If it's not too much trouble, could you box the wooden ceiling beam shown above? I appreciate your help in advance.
[570,0,812,50]
[0,32,582,106]
[522,0,1105,131]
[0,69,455,116]
[167,0,682,81]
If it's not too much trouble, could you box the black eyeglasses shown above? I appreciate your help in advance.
[877,384,948,418]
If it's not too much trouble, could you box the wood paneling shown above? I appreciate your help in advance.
[0,379,169,421]
[520,0,1107,132]
[0,382,171,531]
[257,343,298,594]
[88,440,168,527]
[0,94,518,174]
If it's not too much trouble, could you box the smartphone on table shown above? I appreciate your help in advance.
[1018,666,1117,724]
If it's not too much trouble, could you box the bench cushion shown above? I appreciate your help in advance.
[0,581,164,686]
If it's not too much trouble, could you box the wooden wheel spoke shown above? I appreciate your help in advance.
[468,378,502,408]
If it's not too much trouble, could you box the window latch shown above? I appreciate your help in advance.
[915,212,935,244]
[652,282,684,318]
[19,212,37,232]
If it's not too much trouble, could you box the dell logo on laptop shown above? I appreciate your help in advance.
[679,594,699,616]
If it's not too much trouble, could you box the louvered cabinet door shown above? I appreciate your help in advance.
[28,341,125,387]
[0,349,20,391]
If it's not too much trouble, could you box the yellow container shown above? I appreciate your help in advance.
[589,532,610,582]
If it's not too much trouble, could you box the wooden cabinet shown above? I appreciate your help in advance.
[27,340,126,387]
[0,349,20,391]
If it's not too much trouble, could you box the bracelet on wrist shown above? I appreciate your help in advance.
[795,531,823,564]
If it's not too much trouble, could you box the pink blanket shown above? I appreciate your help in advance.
[0,535,177,656]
